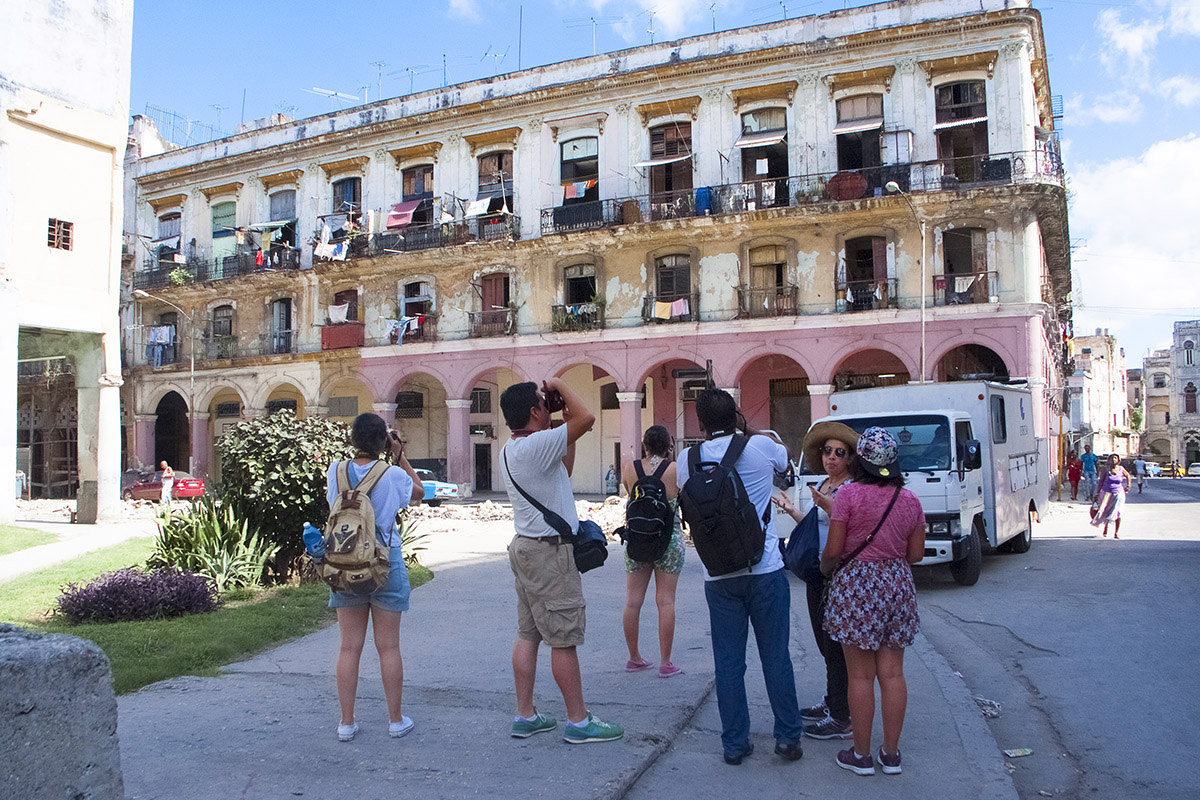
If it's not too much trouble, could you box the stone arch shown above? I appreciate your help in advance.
[153,390,190,471]
[736,352,810,458]
[321,376,375,423]
[256,381,307,418]
[821,341,917,385]
[932,342,1012,382]
[829,347,912,391]
[196,383,249,412]
[139,380,193,416]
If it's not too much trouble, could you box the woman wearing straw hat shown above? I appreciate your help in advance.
[773,420,859,742]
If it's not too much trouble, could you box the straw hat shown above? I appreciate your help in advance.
[801,421,861,473]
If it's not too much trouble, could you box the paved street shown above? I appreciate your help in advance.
[918,478,1200,799]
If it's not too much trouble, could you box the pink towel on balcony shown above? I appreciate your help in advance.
[670,298,689,317]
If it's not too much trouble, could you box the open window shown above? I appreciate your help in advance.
[270,298,292,354]
[401,164,435,225]
[157,311,178,365]
[564,264,597,305]
[842,236,890,311]
[935,81,988,182]
[332,177,362,214]
[560,137,598,205]
[211,201,237,271]
[399,280,435,342]
[476,151,513,215]
[267,190,297,249]
[736,108,788,208]
[647,122,693,208]
[156,212,182,267]
[1185,340,1196,367]
[940,228,989,304]
[331,289,358,324]
[835,94,883,172]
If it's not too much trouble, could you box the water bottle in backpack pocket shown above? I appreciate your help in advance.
[619,459,674,564]
[314,461,392,595]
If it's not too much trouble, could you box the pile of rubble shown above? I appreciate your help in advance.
[576,495,627,538]
[400,495,629,539]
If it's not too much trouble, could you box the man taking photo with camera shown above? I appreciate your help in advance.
[498,378,624,744]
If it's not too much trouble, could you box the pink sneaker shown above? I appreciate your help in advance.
[626,657,653,672]
[658,662,682,678]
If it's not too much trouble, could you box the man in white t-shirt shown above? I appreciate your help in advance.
[1134,455,1147,494]
[498,379,623,745]
[676,388,804,765]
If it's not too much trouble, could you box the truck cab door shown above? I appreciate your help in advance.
[955,420,986,540]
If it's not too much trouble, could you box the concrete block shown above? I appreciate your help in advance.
[0,623,124,800]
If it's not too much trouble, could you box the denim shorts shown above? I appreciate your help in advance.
[328,545,411,613]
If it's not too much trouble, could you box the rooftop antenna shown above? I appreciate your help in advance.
[647,10,656,44]
[369,61,388,101]
[303,87,360,110]
[480,45,510,76]
[210,103,228,130]
[711,3,717,32]
[564,15,622,56]
[389,64,431,95]
[780,1,788,20]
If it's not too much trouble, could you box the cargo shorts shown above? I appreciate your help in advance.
[508,534,586,648]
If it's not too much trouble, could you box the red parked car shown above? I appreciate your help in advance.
[121,470,205,501]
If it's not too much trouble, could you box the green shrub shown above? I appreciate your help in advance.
[148,498,278,592]
[217,410,354,580]
[398,510,428,567]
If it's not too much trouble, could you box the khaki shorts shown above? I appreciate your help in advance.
[508,534,586,648]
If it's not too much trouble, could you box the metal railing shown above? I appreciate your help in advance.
[736,284,799,318]
[468,309,515,338]
[134,249,301,288]
[368,213,520,256]
[202,334,238,361]
[836,278,899,312]
[263,329,293,355]
[551,301,606,332]
[933,270,998,306]
[388,316,438,344]
[642,291,700,323]
[541,200,624,235]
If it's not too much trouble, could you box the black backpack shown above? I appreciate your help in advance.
[679,435,769,577]
[620,459,674,563]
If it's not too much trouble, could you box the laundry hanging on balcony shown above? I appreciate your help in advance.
[330,241,347,261]
[653,301,672,319]
[561,180,596,200]
[670,297,690,317]
[387,200,423,229]
[327,303,350,324]
[465,198,491,217]
[564,303,598,316]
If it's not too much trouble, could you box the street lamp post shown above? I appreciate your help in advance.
[133,289,195,473]
[885,181,927,384]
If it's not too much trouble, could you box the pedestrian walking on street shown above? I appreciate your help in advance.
[620,425,685,679]
[323,413,425,743]
[1090,453,1129,538]
[499,379,624,745]
[1134,455,1147,494]
[1080,445,1098,501]
[159,461,174,505]
[772,420,859,742]
[1067,451,1082,501]
[821,427,926,777]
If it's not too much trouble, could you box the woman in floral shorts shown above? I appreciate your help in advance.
[620,426,686,678]
[821,427,926,777]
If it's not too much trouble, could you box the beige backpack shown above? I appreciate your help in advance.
[315,460,391,595]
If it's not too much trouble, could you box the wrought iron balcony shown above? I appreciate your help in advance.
[202,334,238,361]
[836,278,898,313]
[933,271,998,306]
[642,291,700,324]
[551,301,606,332]
[388,315,438,344]
[540,200,624,235]
[736,284,799,318]
[469,308,515,338]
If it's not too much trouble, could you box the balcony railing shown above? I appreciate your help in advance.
[933,270,998,306]
[134,249,301,289]
[540,200,624,235]
[204,334,238,361]
[263,329,293,355]
[388,315,438,344]
[836,278,898,312]
[642,291,700,324]
[366,213,520,256]
[551,301,606,332]
[469,308,515,338]
[736,284,799,318]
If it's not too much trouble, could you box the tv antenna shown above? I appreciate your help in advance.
[647,11,656,44]
[210,103,228,130]
[388,64,432,95]
[564,15,622,56]
[302,87,360,110]
[480,45,510,76]
[710,3,717,32]
[369,61,388,101]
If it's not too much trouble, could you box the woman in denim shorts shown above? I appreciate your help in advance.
[325,413,425,743]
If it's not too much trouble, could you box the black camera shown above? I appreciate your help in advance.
[542,382,566,413]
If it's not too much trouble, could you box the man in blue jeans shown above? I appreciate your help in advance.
[1080,444,1098,501]
[676,388,804,765]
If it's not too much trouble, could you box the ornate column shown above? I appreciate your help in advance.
[189,411,211,480]
[445,399,472,490]
[617,392,644,466]
[134,414,156,472]
[808,384,834,422]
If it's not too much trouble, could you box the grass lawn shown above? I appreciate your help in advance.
[0,540,434,694]
[0,524,58,557]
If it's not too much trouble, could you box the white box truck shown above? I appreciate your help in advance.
[778,381,1046,586]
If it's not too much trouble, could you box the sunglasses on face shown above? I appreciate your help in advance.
[822,446,848,458]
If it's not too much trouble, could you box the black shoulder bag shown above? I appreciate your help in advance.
[502,449,608,573]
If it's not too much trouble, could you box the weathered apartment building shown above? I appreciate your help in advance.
[121,0,1071,494]
[1141,320,1200,467]
[1066,329,1130,456]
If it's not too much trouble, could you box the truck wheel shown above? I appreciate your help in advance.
[949,523,982,586]
[1002,508,1034,554]
[425,499,442,507]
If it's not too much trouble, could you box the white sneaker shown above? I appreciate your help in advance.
[337,722,359,742]
[389,716,414,738]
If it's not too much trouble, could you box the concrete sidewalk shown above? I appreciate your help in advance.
[115,519,1015,800]
[0,517,158,585]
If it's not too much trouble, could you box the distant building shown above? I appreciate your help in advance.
[0,1,134,521]
[1067,329,1130,456]
[121,0,1072,493]
[1143,349,1173,461]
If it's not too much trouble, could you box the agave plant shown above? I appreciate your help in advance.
[397,509,428,567]
[149,498,279,592]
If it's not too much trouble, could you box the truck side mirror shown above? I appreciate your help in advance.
[959,439,982,472]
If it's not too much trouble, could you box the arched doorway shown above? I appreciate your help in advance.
[831,349,910,391]
[936,343,1009,382]
[154,391,190,472]
[737,354,809,460]
[460,366,523,492]
[395,373,450,482]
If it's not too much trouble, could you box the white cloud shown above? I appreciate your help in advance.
[1069,135,1200,358]
[1160,75,1200,106]
[449,0,481,21]
[1065,90,1144,125]
[1096,9,1164,73]
[1159,1,1200,37]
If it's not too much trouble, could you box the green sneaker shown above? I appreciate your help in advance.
[563,712,624,744]
[511,711,557,738]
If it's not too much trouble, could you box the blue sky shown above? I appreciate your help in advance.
[129,0,1200,364]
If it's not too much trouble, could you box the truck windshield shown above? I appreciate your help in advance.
[841,415,952,472]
